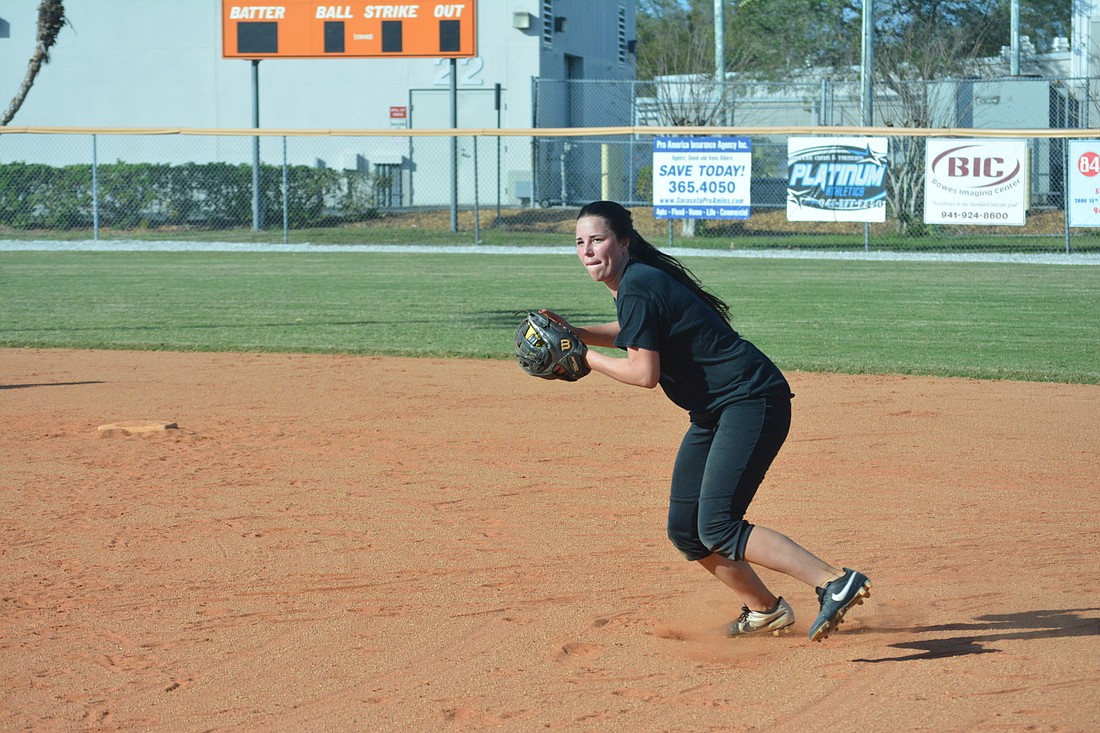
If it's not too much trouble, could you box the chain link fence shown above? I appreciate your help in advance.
[1,75,1099,253]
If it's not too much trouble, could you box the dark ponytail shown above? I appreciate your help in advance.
[577,200,731,324]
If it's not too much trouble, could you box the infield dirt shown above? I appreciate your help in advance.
[2,349,1098,732]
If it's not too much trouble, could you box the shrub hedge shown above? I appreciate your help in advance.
[0,161,378,230]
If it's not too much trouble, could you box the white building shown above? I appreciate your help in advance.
[0,1,636,206]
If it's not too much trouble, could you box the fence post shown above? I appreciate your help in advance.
[91,135,99,242]
[473,136,481,244]
[282,136,289,245]
[1064,141,1071,255]
[251,59,263,232]
[450,58,458,233]
[495,82,502,226]
[601,143,609,200]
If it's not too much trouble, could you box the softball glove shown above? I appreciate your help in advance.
[513,311,590,382]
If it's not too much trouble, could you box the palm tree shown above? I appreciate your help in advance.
[2,0,68,125]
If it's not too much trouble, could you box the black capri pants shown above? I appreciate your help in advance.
[666,395,792,562]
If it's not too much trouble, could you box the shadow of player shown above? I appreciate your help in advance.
[854,607,1100,663]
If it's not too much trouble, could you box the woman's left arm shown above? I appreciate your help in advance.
[585,346,660,389]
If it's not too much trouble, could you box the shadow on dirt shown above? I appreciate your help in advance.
[855,608,1100,663]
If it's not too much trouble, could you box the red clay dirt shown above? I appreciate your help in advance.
[2,349,1098,732]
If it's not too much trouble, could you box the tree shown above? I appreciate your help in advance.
[725,0,862,78]
[637,0,864,82]
[2,1,69,126]
[636,1,739,234]
[872,2,1012,234]
[1013,0,1072,53]
[638,0,1071,81]
[636,0,713,82]
[637,0,742,127]
[886,0,1071,57]
[634,1,1075,233]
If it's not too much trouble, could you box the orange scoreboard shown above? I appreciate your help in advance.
[222,1,477,59]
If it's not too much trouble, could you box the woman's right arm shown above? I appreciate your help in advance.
[539,311,657,388]
[540,311,620,349]
[572,321,620,349]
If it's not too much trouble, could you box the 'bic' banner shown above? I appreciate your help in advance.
[924,139,1027,226]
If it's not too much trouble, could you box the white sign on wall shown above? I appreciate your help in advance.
[924,139,1028,226]
[652,137,752,220]
[1067,140,1100,227]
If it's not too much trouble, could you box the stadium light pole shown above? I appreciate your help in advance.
[1011,0,1021,75]
[715,0,726,124]
[861,0,873,127]
[861,1,873,252]
[714,0,724,83]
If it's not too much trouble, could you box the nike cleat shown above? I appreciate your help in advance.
[808,568,871,642]
[727,596,795,637]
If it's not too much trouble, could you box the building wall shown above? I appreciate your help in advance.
[0,1,634,130]
[0,1,636,206]
[1073,0,1099,78]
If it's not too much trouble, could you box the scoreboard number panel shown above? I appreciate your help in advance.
[223,2,477,58]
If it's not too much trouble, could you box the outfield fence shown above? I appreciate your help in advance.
[1,125,1099,254]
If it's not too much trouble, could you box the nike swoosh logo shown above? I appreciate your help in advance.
[831,574,859,602]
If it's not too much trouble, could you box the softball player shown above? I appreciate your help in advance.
[550,200,871,640]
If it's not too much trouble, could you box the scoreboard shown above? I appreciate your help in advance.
[222,1,477,59]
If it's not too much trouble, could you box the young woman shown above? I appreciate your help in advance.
[546,200,871,641]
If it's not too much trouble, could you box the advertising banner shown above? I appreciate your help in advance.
[924,139,1028,226]
[786,138,888,222]
[652,137,752,220]
[1067,140,1100,227]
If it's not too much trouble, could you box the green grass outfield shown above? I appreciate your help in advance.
[2,251,1097,384]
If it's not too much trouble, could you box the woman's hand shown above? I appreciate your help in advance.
[538,309,572,330]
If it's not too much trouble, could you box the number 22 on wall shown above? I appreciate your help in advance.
[434,57,485,86]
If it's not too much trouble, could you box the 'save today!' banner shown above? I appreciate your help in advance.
[652,137,752,220]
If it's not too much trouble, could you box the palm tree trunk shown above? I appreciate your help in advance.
[1,0,68,126]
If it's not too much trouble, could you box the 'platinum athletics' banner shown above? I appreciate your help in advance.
[786,137,888,223]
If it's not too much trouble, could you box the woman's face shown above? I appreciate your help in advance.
[576,215,630,289]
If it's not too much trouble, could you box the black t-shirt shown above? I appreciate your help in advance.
[613,260,791,420]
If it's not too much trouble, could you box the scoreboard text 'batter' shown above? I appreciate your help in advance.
[222,1,477,59]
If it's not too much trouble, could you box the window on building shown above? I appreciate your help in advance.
[542,1,553,47]
[618,6,627,65]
